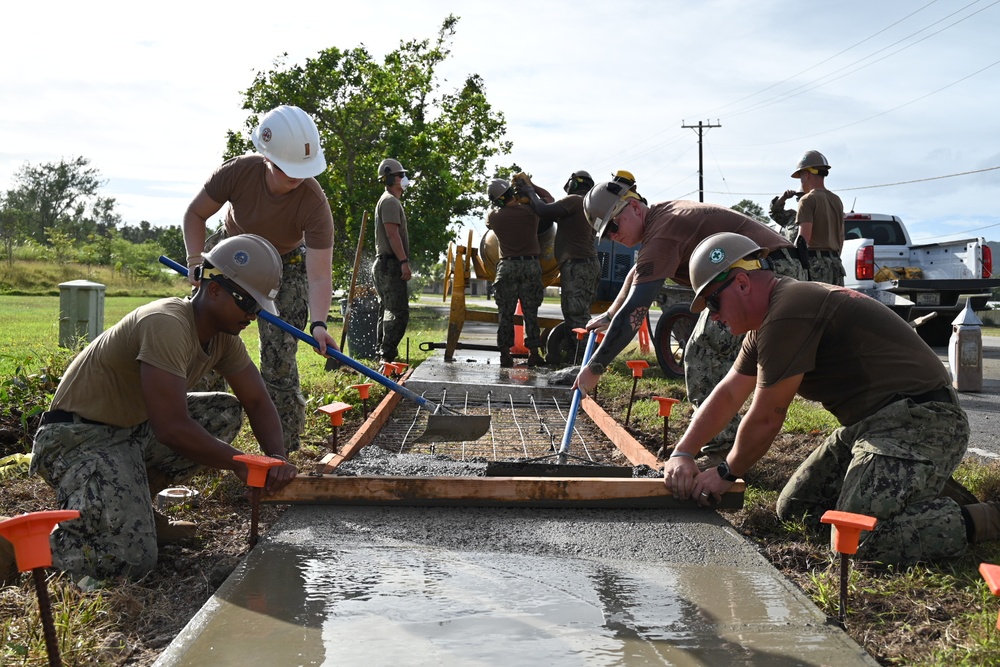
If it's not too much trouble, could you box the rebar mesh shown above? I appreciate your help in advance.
[371,390,620,464]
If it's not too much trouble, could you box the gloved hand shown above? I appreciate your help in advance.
[511,171,535,203]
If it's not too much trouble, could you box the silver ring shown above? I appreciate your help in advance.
[700,492,708,497]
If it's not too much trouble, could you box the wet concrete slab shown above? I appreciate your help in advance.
[155,507,877,667]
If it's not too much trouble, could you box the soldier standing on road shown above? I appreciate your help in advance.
[516,170,600,366]
[486,178,545,368]
[664,232,1000,566]
[372,158,412,364]
[575,181,807,463]
[3,236,297,583]
[182,105,336,453]
[791,150,846,285]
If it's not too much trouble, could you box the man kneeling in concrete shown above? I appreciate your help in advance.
[663,232,993,565]
[1,235,297,584]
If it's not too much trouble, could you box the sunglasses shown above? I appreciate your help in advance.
[215,279,262,315]
[704,275,736,314]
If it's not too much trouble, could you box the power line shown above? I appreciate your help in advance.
[703,164,1000,197]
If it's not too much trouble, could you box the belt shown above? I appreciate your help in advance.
[501,255,538,261]
[895,387,954,406]
[808,249,839,258]
[39,410,107,426]
[563,257,598,265]
[377,254,402,261]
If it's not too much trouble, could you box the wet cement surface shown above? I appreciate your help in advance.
[154,349,878,666]
[155,503,876,666]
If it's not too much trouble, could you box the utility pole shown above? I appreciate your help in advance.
[682,120,721,202]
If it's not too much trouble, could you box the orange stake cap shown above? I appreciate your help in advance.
[820,510,877,555]
[317,401,353,427]
[626,360,649,377]
[653,396,681,417]
[980,563,1000,596]
[349,383,373,400]
[233,454,285,488]
[391,363,409,375]
[0,510,80,572]
[595,332,606,344]
[572,327,589,340]
[380,362,396,376]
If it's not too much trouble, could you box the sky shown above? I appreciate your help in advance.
[3,0,1000,248]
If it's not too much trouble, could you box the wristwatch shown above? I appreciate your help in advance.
[309,321,328,335]
[717,460,738,482]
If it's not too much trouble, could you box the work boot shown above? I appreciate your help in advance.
[499,350,514,368]
[963,502,1000,543]
[527,348,544,367]
[694,451,728,472]
[938,476,979,506]
[1,518,18,586]
[153,510,196,545]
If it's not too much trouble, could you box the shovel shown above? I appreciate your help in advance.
[159,255,490,443]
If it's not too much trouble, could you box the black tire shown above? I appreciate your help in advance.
[654,304,698,379]
[545,321,582,365]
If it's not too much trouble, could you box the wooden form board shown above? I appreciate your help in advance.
[262,475,745,510]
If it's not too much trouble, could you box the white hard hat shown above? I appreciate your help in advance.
[251,105,327,179]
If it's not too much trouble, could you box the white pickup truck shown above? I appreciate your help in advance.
[841,213,1000,345]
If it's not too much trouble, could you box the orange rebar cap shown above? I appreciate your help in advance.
[349,383,373,400]
[318,401,353,427]
[653,396,681,417]
[0,510,79,572]
[233,454,286,488]
[626,360,649,377]
[820,510,877,555]
[979,563,1000,630]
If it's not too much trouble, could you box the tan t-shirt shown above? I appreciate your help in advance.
[734,279,949,426]
[50,298,251,428]
[486,204,541,258]
[374,190,409,257]
[636,201,794,286]
[550,195,598,263]
[204,155,334,254]
[796,188,844,252]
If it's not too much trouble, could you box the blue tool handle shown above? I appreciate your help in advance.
[558,330,597,454]
[158,255,438,413]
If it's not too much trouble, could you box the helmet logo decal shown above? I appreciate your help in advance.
[304,142,311,157]
[233,251,250,266]
[260,127,272,143]
[709,248,726,264]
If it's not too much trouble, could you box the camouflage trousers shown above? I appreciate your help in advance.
[199,232,309,452]
[29,393,243,579]
[494,258,543,350]
[776,390,969,565]
[557,257,601,363]
[807,253,846,286]
[372,256,410,363]
[684,249,808,452]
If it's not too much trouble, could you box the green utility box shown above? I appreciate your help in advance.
[58,280,106,348]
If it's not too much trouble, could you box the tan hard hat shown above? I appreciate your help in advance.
[583,180,643,239]
[791,150,831,178]
[202,235,283,315]
[689,232,770,313]
[488,178,512,204]
[251,105,326,179]
[377,158,407,179]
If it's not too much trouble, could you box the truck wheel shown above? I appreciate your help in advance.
[654,305,697,379]
[915,315,953,348]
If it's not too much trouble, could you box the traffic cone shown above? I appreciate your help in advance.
[512,300,529,354]
[638,317,651,354]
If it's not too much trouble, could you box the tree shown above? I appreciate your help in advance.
[225,15,511,284]
[0,191,29,266]
[5,157,108,244]
[731,199,769,224]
